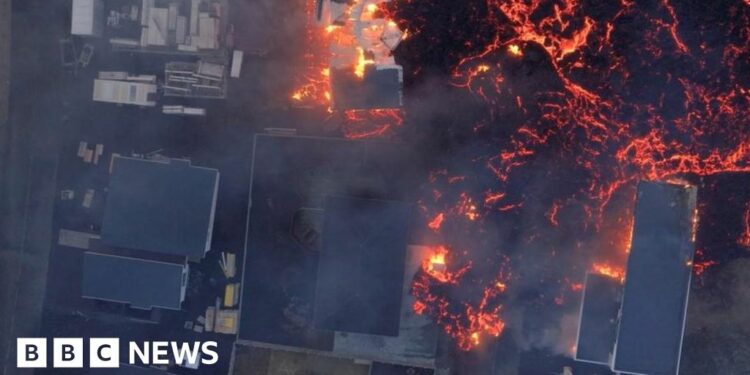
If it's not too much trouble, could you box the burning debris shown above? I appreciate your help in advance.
[376,0,750,352]
[289,0,750,356]
[290,0,407,138]
[411,244,511,351]
[316,0,405,111]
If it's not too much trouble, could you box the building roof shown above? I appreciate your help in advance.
[313,196,411,336]
[331,66,402,110]
[82,252,187,310]
[101,156,219,259]
[613,181,697,375]
[332,245,438,367]
[575,272,622,365]
[238,135,419,349]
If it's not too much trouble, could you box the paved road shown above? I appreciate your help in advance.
[0,1,67,374]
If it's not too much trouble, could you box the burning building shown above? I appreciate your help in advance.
[315,0,404,110]
[575,181,698,375]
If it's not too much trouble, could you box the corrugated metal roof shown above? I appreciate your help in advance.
[575,273,622,365]
[82,252,186,310]
[313,196,411,336]
[101,156,218,259]
[613,181,697,375]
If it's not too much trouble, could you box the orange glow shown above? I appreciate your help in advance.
[411,245,509,350]
[422,246,456,283]
[385,0,750,352]
[592,262,625,282]
[354,47,375,78]
[428,212,445,231]
[508,44,522,56]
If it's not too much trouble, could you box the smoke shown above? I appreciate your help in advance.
[680,258,750,373]
[383,0,750,364]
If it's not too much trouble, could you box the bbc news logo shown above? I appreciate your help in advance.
[17,338,218,368]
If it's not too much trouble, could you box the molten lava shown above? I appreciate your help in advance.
[411,245,510,350]
[292,0,407,138]
[386,0,750,350]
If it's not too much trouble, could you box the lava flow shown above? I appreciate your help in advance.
[291,0,406,139]
[383,0,750,351]
[411,245,510,350]
[295,0,750,352]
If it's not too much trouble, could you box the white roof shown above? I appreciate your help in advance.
[71,0,102,36]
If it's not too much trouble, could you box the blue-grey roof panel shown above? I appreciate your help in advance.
[82,252,186,310]
[313,196,411,336]
[101,157,218,258]
[613,181,697,375]
[575,273,622,364]
[331,66,402,110]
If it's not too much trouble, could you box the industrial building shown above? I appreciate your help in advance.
[234,134,437,373]
[80,156,219,310]
[575,181,698,375]
[101,156,219,260]
[82,252,188,310]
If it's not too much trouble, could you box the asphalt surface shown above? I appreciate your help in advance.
[0,0,311,374]
[0,1,67,374]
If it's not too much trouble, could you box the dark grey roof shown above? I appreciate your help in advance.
[313,196,411,336]
[239,135,419,350]
[575,273,622,365]
[331,66,402,110]
[101,156,219,259]
[82,252,187,310]
[613,181,697,375]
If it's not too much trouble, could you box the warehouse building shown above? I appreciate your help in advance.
[575,181,698,375]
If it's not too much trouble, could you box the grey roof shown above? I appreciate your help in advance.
[82,252,187,310]
[239,134,418,350]
[331,66,402,110]
[575,273,622,365]
[613,181,697,375]
[101,156,219,259]
[313,196,411,336]
[332,245,439,367]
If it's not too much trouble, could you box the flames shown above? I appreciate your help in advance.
[386,0,750,351]
[290,0,750,352]
[591,262,625,282]
[291,0,406,138]
[412,245,510,350]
